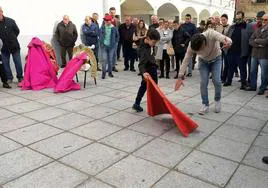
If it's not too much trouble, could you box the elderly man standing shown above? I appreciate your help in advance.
[149,15,160,29]
[55,15,78,68]
[247,14,268,95]
[0,6,23,83]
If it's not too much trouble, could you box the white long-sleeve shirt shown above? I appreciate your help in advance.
[179,29,232,77]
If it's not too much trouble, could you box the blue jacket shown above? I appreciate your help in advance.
[99,25,119,49]
[181,22,197,37]
[82,23,99,47]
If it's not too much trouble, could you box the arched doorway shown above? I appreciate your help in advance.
[157,3,179,21]
[181,7,198,25]
[212,11,221,17]
[120,0,154,26]
[199,9,210,22]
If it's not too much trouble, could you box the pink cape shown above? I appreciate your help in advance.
[54,52,88,93]
[19,38,58,90]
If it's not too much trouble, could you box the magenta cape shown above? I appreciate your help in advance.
[54,52,88,93]
[19,38,58,90]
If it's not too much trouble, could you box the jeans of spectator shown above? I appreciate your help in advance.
[227,53,248,86]
[175,53,184,74]
[247,55,251,84]
[92,46,99,68]
[135,66,158,105]
[1,49,23,80]
[249,57,268,92]
[117,41,122,59]
[60,46,73,66]
[0,63,8,83]
[198,56,222,106]
[112,42,118,67]
[102,46,115,75]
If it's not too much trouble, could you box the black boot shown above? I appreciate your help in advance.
[3,82,12,89]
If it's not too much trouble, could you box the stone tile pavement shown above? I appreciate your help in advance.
[0,66,268,188]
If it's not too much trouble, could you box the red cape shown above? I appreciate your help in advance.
[146,76,198,137]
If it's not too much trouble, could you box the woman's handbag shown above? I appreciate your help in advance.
[167,43,175,56]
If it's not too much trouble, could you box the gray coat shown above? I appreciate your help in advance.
[249,26,268,59]
[227,23,253,57]
[155,28,173,60]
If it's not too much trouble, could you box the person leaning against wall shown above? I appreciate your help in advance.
[55,15,78,68]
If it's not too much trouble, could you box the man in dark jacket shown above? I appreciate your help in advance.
[181,14,197,76]
[172,20,190,79]
[246,14,268,95]
[82,16,100,70]
[225,11,252,89]
[119,16,136,71]
[149,15,160,29]
[55,15,78,68]
[0,7,23,83]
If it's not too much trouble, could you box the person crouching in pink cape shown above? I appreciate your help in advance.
[54,52,88,93]
[19,37,58,90]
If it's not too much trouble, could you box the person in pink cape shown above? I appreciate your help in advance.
[19,37,58,90]
[54,52,88,93]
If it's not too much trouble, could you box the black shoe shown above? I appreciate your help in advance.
[113,67,118,72]
[124,68,129,71]
[137,73,142,76]
[174,75,178,79]
[186,73,192,77]
[108,73,114,77]
[132,104,143,112]
[262,156,268,164]
[130,69,136,72]
[257,90,265,95]
[240,85,247,90]
[245,87,256,91]
[3,83,12,89]
[166,76,170,79]
[97,67,102,71]
[223,83,231,87]
[18,78,23,83]
[61,64,66,68]
[159,75,164,78]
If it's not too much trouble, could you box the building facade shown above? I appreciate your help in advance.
[1,0,234,63]
[236,0,268,18]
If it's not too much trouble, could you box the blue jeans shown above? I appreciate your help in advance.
[1,49,23,80]
[198,56,222,106]
[250,57,268,92]
[102,46,115,75]
[113,42,118,67]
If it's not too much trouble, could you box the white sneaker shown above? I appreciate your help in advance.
[215,101,221,113]
[199,105,209,115]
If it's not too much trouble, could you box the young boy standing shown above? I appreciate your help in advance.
[0,39,11,89]
[132,29,160,112]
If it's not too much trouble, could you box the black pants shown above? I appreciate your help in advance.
[221,52,228,83]
[227,53,248,86]
[60,46,73,66]
[175,53,184,74]
[135,66,158,105]
[160,50,170,77]
[117,42,122,59]
[123,45,135,70]
[93,46,99,68]
[192,53,197,69]
[0,63,8,83]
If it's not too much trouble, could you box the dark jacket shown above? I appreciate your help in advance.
[181,22,197,37]
[55,21,78,47]
[138,39,157,74]
[119,23,136,46]
[227,22,253,57]
[249,26,268,59]
[99,24,119,49]
[172,27,191,55]
[149,23,160,29]
[0,16,20,53]
[82,23,99,47]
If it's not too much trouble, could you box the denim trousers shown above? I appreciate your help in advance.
[101,46,115,75]
[250,57,268,92]
[198,56,222,106]
[1,49,23,80]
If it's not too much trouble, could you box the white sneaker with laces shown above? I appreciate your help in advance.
[199,105,209,115]
[215,101,221,113]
